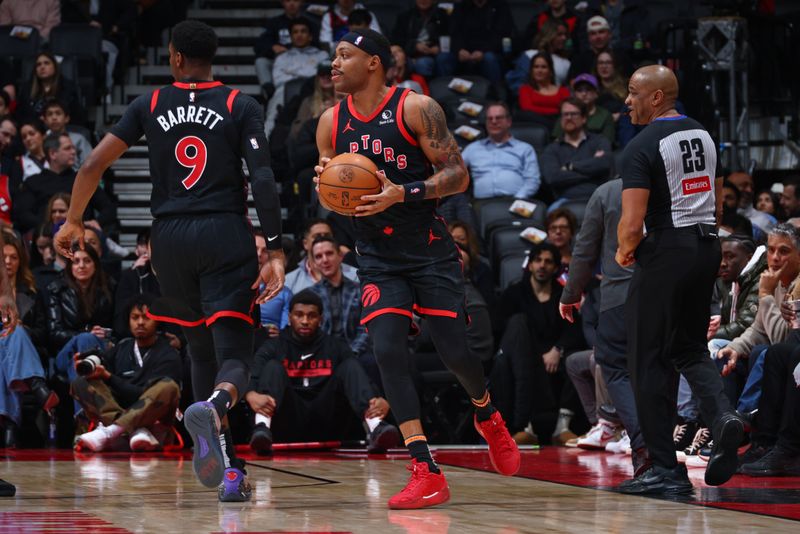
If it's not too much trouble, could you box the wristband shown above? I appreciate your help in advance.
[403,181,426,202]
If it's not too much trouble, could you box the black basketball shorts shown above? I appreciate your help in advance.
[148,213,258,328]
[355,216,467,326]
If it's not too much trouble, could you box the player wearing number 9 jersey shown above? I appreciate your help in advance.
[53,21,285,502]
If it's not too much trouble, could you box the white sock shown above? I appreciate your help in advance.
[365,417,381,433]
[255,413,271,428]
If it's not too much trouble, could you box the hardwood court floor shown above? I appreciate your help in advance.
[1,446,799,533]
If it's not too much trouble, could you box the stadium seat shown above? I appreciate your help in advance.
[558,200,588,228]
[489,224,534,269]
[50,24,104,106]
[498,252,528,290]
[362,1,408,36]
[510,122,550,155]
[477,197,546,239]
[0,25,41,82]
[429,75,492,108]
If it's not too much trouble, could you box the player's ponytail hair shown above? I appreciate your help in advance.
[171,20,218,65]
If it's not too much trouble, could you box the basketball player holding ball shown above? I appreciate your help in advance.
[314,28,520,510]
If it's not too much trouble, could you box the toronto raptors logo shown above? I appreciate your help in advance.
[338,167,355,183]
[362,284,381,307]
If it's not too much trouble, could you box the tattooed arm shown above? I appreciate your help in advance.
[355,93,467,216]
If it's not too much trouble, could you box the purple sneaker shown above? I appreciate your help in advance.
[184,401,224,488]
[218,468,252,502]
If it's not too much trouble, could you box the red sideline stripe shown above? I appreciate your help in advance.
[146,310,204,327]
[360,307,413,325]
[412,303,457,318]
[172,80,223,90]
[150,89,160,113]
[397,88,418,146]
[206,310,255,326]
[226,89,240,114]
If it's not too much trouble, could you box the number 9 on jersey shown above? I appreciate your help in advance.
[176,135,208,190]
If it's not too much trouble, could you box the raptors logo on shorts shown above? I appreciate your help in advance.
[362,284,381,307]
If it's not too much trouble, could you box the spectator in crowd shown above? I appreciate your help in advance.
[728,172,776,240]
[307,236,376,384]
[448,221,494,310]
[780,176,800,219]
[492,242,585,444]
[541,98,613,210]
[756,189,781,221]
[449,0,514,83]
[0,118,20,223]
[738,339,800,476]
[17,53,85,125]
[285,218,357,294]
[319,0,382,49]
[461,102,541,201]
[41,100,93,169]
[19,120,49,182]
[13,133,117,234]
[30,225,60,291]
[518,53,571,128]
[391,0,452,78]
[254,0,318,101]
[346,8,373,31]
[522,0,578,51]
[264,18,329,137]
[3,230,48,356]
[387,45,429,96]
[289,63,336,141]
[0,91,11,117]
[113,228,161,337]
[255,231,292,339]
[49,244,116,380]
[594,51,627,118]
[72,294,182,452]
[0,0,60,40]
[554,74,615,144]
[545,208,577,270]
[568,16,630,81]
[507,19,571,96]
[246,290,400,454]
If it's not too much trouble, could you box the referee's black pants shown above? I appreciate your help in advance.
[626,227,730,469]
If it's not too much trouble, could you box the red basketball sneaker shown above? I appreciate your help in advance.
[388,460,450,509]
[474,412,521,476]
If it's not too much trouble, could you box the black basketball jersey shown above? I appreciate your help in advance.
[331,86,436,236]
[111,80,265,218]
[621,115,722,231]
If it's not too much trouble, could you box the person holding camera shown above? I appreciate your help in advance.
[72,294,182,452]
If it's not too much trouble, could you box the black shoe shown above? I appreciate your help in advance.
[616,464,694,495]
[367,421,401,453]
[739,445,800,477]
[736,443,771,473]
[0,479,15,497]
[705,411,745,486]
[249,423,272,455]
[673,420,699,452]
[740,409,758,432]
[3,421,17,449]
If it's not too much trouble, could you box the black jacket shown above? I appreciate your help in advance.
[113,262,161,336]
[391,6,451,58]
[104,336,182,407]
[46,274,116,353]
[450,0,514,54]
[13,167,117,233]
[17,285,48,355]
[250,329,354,394]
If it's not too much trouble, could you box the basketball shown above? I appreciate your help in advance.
[318,153,382,216]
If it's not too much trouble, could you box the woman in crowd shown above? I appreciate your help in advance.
[593,51,627,119]
[756,189,784,221]
[518,52,570,128]
[19,120,49,181]
[545,208,577,275]
[17,52,84,125]
[448,220,494,311]
[48,244,115,381]
[507,19,571,95]
[3,230,47,355]
[387,45,429,96]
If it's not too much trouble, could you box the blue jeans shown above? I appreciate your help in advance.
[55,332,105,384]
[414,52,455,78]
[736,346,767,413]
[0,327,47,425]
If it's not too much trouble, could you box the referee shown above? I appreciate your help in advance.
[616,65,744,494]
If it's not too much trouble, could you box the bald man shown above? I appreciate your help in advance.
[615,65,744,495]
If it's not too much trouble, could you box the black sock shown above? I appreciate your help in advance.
[207,389,233,420]
[220,427,246,472]
[406,435,439,473]
[472,392,497,422]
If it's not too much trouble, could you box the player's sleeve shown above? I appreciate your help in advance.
[236,95,283,250]
[621,136,652,190]
[109,94,148,146]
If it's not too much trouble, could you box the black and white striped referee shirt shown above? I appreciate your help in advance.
[621,115,722,231]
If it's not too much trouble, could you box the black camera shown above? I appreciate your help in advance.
[75,348,104,377]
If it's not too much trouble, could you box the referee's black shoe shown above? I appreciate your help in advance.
[705,411,745,486]
[616,464,693,496]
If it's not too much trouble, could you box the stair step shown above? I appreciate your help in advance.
[205,0,283,8]
[187,8,278,26]
[156,46,257,64]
